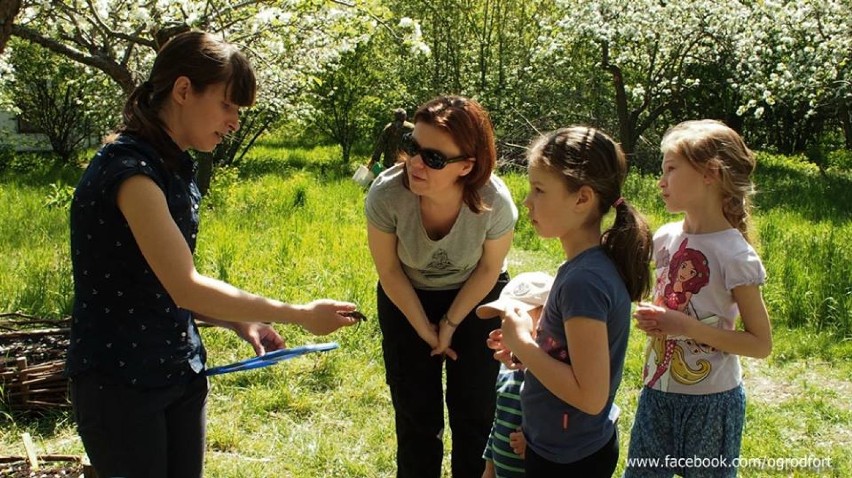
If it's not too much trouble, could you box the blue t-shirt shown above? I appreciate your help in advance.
[66,133,206,388]
[483,366,525,477]
[521,246,629,463]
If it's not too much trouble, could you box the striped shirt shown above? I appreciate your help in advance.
[483,366,525,477]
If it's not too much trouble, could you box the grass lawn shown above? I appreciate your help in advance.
[1,145,850,477]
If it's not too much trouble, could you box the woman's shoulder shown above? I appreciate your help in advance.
[366,164,410,206]
[368,164,407,194]
[100,134,157,157]
[482,173,515,203]
[81,135,168,190]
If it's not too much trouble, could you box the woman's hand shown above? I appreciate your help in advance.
[430,319,458,360]
[298,299,359,336]
[231,322,286,356]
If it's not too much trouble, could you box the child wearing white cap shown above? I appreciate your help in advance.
[477,272,554,478]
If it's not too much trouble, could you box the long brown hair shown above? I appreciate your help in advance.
[120,31,256,168]
[529,126,653,301]
[404,95,496,213]
[661,120,756,243]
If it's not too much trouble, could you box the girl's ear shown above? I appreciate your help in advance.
[703,162,721,185]
[575,185,596,208]
[171,76,192,105]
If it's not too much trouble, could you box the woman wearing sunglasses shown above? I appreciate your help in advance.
[365,96,518,477]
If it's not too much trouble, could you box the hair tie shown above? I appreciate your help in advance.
[613,196,625,208]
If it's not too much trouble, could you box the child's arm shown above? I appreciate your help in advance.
[509,427,526,458]
[481,459,496,478]
[501,308,610,415]
[635,284,772,358]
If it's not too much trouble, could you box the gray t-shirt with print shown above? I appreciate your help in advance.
[365,164,517,290]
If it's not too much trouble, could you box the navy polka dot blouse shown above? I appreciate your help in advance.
[66,134,206,387]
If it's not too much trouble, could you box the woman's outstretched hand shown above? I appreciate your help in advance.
[298,299,360,335]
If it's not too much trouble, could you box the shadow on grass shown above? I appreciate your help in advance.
[0,405,74,438]
[235,155,354,183]
[754,159,852,224]
[0,158,84,188]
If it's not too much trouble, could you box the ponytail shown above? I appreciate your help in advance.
[601,200,653,302]
[120,80,181,168]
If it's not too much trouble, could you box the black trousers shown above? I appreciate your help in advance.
[524,427,619,477]
[70,370,208,478]
[377,273,509,478]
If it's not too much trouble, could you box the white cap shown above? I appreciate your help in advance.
[476,271,554,318]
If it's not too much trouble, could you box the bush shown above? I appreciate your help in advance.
[826,149,852,172]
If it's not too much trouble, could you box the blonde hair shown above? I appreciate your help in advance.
[661,120,757,243]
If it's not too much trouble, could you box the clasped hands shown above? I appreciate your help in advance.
[633,302,691,338]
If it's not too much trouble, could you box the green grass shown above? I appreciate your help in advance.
[1,147,850,476]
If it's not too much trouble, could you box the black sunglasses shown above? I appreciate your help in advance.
[401,133,469,170]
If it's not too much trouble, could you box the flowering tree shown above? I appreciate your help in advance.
[543,0,742,161]
[5,1,393,166]
[730,0,852,152]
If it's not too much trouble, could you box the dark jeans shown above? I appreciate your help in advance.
[377,273,509,478]
[70,370,208,478]
[525,427,619,477]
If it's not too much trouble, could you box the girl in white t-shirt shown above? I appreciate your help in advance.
[625,120,773,478]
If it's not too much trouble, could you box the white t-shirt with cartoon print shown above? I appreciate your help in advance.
[642,221,766,395]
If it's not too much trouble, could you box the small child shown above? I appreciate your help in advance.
[476,272,555,478]
[625,119,773,478]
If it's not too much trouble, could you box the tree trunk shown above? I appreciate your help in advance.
[195,153,214,197]
[600,41,635,157]
[342,142,351,164]
[840,99,852,150]
[0,0,21,53]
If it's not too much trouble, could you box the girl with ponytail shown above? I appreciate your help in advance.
[487,126,652,476]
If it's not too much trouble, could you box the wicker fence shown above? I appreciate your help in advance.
[0,313,70,411]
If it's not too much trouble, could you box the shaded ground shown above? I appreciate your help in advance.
[0,461,83,477]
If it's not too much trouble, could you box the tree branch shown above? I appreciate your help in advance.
[11,23,136,94]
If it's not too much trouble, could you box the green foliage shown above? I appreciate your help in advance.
[307,40,393,164]
[826,149,852,172]
[6,40,120,163]
[44,182,75,210]
[0,141,12,171]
